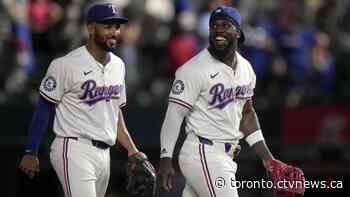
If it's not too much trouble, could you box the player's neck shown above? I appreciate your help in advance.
[86,43,109,66]
[223,52,237,69]
[208,47,237,69]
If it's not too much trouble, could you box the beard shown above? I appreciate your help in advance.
[94,33,119,52]
[209,35,238,59]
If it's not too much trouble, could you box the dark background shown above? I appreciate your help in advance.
[1,0,349,196]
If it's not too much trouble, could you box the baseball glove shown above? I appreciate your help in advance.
[126,152,156,197]
[268,160,305,197]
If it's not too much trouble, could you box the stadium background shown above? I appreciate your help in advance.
[1,0,348,196]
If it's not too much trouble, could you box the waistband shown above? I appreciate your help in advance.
[186,132,239,156]
[58,136,111,149]
[198,136,233,153]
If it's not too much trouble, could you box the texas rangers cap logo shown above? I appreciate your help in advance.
[108,4,117,14]
[171,80,184,95]
[43,76,57,92]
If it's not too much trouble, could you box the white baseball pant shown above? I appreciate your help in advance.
[50,137,110,197]
[179,133,239,197]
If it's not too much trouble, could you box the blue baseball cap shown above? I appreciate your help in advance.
[87,3,128,24]
[209,6,245,43]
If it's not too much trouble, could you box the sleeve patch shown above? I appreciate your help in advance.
[171,80,185,95]
[43,76,57,92]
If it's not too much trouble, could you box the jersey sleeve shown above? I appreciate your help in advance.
[39,59,70,104]
[168,66,202,110]
[119,62,127,108]
[249,63,256,98]
[244,62,256,101]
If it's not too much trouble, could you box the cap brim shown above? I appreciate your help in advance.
[97,16,128,24]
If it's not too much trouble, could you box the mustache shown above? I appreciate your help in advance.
[209,38,236,58]
[209,33,230,40]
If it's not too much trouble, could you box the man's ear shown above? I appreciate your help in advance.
[236,30,241,39]
[87,23,95,35]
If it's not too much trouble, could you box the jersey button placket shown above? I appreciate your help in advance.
[103,67,107,85]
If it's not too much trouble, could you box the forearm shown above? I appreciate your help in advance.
[117,110,138,156]
[240,100,274,161]
[160,102,189,158]
[239,100,261,134]
[250,140,274,161]
[25,96,56,155]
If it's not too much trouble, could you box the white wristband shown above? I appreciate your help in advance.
[160,148,173,158]
[245,129,264,146]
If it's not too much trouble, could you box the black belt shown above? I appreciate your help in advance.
[65,137,111,149]
[198,136,232,153]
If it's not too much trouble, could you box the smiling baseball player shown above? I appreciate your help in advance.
[18,3,155,197]
[158,6,280,197]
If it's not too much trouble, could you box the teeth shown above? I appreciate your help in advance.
[108,39,117,45]
[215,36,226,41]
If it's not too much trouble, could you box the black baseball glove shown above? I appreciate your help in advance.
[126,152,156,197]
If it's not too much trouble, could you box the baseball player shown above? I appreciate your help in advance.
[18,3,152,197]
[158,6,278,197]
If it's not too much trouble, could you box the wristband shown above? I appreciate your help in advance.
[245,129,264,146]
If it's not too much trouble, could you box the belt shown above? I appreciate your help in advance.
[198,136,233,153]
[64,137,111,149]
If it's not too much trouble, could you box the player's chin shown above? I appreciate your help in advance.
[213,44,227,51]
[211,44,228,53]
[106,46,117,52]
[210,39,227,51]
[103,44,117,52]
[211,46,231,59]
[105,39,119,50]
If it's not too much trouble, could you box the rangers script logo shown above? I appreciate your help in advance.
[80,80,123,105]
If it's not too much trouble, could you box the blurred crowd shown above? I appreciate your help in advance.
[2,2,349,196]
[0,0,350,109]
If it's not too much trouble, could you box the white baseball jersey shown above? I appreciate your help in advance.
[39,46,126,146]
[169,48,255,142]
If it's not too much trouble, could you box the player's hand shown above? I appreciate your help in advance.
[158,157,175,192]
[234,144,241,158]
[262,159,275,172]
[19,154,40,179]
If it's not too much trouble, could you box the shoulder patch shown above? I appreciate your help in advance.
[43,76,57,92]
[171,80,185,95]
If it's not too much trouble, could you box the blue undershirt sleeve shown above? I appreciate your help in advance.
[24,95,56,155]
